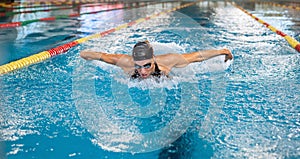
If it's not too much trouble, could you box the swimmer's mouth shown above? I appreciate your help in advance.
[140,74,149,78]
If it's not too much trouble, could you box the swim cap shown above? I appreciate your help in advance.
[132,41,154,61]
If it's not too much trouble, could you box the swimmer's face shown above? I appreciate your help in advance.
[134,59,154,79]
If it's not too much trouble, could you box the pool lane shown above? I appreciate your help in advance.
[0,2,157,29]
[187,1,300,158]
[230,1,300,53]
[1,0,299,76]
[0,0,102,9]
[0,1,198,75]
[0,3,132,18]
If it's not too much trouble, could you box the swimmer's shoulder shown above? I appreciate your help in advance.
[155,53,183,67]
[155,53,183,60]
[115,54,133,63]
[116,54,134,70]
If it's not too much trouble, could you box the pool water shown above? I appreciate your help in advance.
[1,1,300,159]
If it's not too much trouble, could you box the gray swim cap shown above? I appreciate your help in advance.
[132,41,154,61]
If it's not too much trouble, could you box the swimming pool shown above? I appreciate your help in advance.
[0,0,299,158]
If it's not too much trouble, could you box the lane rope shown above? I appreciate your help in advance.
[0,2,157,29]
[230,2,300,53]
[0,2,152,17]
[1,6,75,17]
[0,0,117,9]
[0,2,197,75]
[1,5,79,17]
[0,3,79,12]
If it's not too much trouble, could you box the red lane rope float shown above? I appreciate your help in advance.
[230,2,300,53]
[0,2,155,29]
[0,1,198,75]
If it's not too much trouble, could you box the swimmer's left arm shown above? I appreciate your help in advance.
[173,48,233,67]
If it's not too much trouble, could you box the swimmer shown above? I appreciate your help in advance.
[80,41,233,79]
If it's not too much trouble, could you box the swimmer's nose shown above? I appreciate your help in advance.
[140,68,147,74]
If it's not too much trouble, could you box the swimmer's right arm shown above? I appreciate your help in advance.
[80,50,133,67]
[80,50,116,64]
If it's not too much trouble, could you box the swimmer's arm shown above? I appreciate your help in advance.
[171,48,233,68]
[80,50,133,67]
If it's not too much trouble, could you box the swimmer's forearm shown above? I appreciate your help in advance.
[197,49,232,61]
[80,50,130,65]
[197,49,223,59]
[80,50,103,61]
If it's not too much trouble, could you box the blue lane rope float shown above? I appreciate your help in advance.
[0,1,199,75]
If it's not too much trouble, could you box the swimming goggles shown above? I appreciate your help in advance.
[134,63,152,69]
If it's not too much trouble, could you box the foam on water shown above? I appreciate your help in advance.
[71,9,234,153]
[73,40,231,153]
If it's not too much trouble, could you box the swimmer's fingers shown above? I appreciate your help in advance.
[223,49,233,62]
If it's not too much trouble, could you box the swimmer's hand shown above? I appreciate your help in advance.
[221,48,233,62]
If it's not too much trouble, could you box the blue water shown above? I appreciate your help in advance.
[1,1,300,159]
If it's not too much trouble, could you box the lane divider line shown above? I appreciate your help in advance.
[0,2,158,29]
[0,2,197,75]
[230,2,300,53]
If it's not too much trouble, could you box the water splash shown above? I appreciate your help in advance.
[73,38,231,153]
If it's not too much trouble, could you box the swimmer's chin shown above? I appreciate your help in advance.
[140,75,150,79]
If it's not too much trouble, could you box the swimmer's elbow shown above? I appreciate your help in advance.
[174,63,189,68]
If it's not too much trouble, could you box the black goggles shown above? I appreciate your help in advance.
[134,63,152,69]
